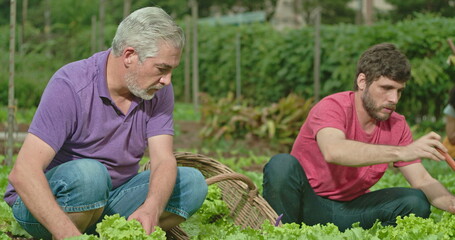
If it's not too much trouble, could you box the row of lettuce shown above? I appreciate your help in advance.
[1,184,453,240]
[1,155,455,239]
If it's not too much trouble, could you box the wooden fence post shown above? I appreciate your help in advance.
[7,0,17,166]
[19,0,27,55]
[312,7,321,102]
[44,0,51,57]
[123,0,132,19]
[191,0,199,111]
[98,0,106,51]
[235,32,242,100]
[91,15,97,54]
[447,38,455,55]
[184,15,191,103]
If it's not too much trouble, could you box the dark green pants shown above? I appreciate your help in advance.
[262,154,431,231]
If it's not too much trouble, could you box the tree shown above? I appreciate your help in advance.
[272,0,305,30]
[301,0,355,24]
[364,0,374,25]
[385,0,455,22]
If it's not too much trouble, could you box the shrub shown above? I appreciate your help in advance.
[200,92,313,150]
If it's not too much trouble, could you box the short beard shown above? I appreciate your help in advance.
[125,71,161,100]
[361,87,392,121]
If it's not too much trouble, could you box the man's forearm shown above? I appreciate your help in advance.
[318,130,445,167]
[144,160,177,214]
[321,139,403,166]
[9,167,81,239]
[416,178,454,212]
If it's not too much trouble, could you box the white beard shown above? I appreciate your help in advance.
[125,71,160,100]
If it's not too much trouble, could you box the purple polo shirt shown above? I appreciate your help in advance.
[4,50,174,206]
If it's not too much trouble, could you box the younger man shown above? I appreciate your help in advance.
[263,43,455,231]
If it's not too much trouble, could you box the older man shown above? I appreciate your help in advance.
[5,7,207,240]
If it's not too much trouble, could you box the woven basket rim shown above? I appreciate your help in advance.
[143,151,280,239]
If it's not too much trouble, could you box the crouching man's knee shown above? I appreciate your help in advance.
[166,167,208,219]
[403,189,431,218]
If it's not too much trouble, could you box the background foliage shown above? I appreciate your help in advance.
[173,14,455,126]
[1,12,454,128]
[384,0,455,22]
[199,93,314,150]
[1,0,455,238]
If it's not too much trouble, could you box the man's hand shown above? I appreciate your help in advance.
[400,163,455,214]
[401,132,447,162]
[127,204,160,234]
[131,134,176,234]
[449,198,455,214]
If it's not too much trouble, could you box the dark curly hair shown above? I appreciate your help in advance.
[354,43,411,90]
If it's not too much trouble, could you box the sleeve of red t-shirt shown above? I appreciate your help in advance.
[307,96,348,139]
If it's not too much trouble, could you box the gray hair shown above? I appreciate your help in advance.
[111,7,184,62]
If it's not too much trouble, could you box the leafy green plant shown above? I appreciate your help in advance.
[199,92,253,141]
[199,92,313,150]
[1,153,455,239]
[170,13,455,127]
[180,185,234,237]
[183,210,455,240]
[0,201,31,238]
[190,185,231,224]
[174,102,201,122]
[95,214,166,240]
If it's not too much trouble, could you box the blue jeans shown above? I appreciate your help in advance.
[12,159,208,240]
[263,154,431,231]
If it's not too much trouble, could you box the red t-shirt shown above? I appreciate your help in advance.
[291,91,419,201]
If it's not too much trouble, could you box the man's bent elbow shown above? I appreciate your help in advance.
[8,168,21,189]
[322,152,338,164]
[8,164,32,190]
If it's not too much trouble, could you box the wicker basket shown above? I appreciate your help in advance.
[142,152,280,240]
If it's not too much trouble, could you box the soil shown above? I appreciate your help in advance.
[0,121,281,169]
[173,120,281,173]
[174,120,205,150]
[0,121,208,155]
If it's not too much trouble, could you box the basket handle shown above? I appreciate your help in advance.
[206,173,259,201]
